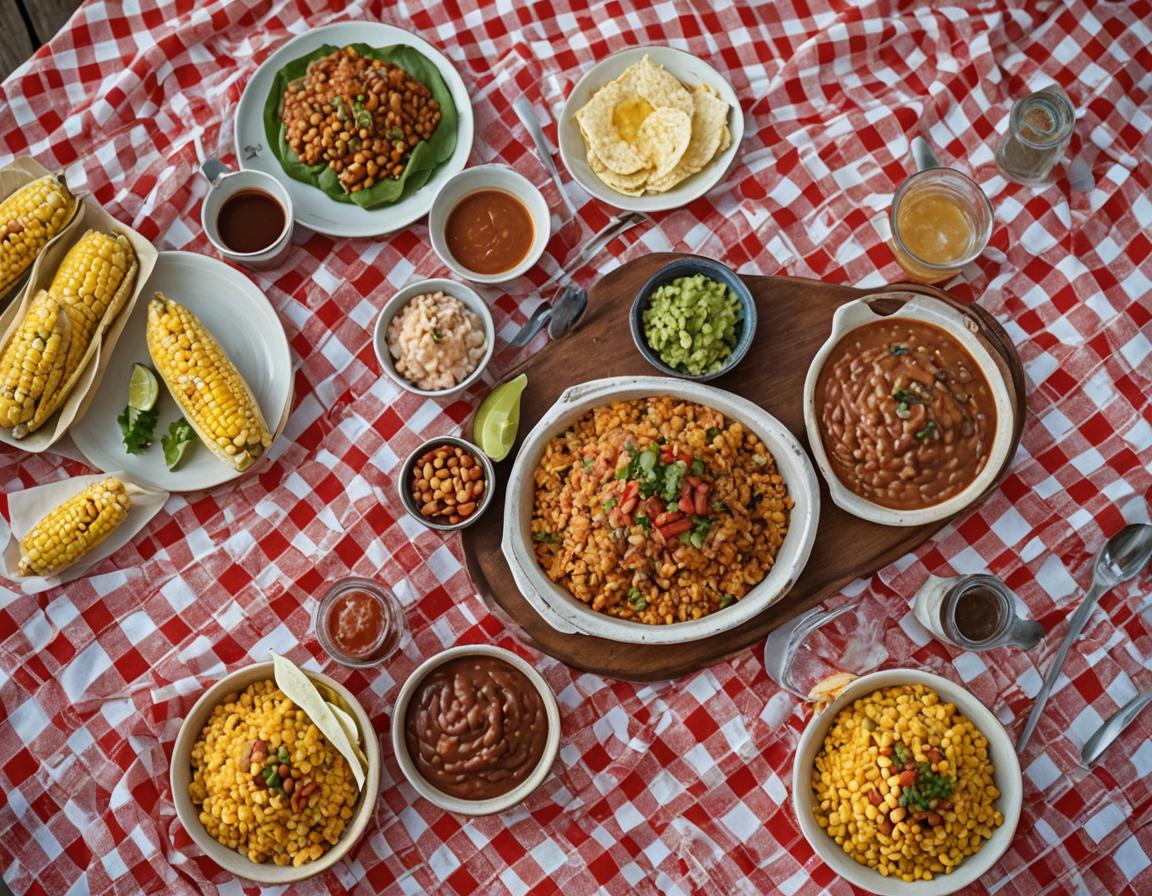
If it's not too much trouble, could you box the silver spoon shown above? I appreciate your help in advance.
[1081,687,1152,766]
[513,95,579,221]
[1017,523,1152,751]
[510,212,650,348]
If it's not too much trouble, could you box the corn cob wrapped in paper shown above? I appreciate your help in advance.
[0,175,77,295]
[18,476,131,576]
[0,228,138,437]
[146,293,272,471]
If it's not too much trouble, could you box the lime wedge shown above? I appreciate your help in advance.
[128,363,159,412]
[473,374,527,462]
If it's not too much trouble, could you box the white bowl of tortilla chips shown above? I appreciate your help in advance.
[559,47,743,211]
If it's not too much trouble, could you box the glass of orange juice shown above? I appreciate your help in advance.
[889,167,994,282]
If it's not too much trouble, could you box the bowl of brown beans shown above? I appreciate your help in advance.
[400,436,495,531]
[390,644,561,816]
[803,294,1014,527]
[792,669,1022,895]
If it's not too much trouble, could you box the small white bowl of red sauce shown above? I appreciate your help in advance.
[391,645,561,815]
[428,164,551,285]
[314,577,405,668]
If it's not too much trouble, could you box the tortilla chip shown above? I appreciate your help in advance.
[587,145,652,194]
[575,55,732,196]
[633,55,694,116]
[646,85,731,193]
[575,80,650,175]
[636,108,692,180]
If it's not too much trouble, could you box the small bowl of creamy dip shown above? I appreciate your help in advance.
[391,645,561,815]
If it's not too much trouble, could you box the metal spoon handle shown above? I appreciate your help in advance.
[1082,691,1152,766]
[911,136,940,171]
[513,96,579,221]
[1017,581,1104,751]
[575,212,649,268]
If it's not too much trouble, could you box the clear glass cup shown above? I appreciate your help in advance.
[995,85,1075,184]
[889,167,994,283]
[314,576,405,668]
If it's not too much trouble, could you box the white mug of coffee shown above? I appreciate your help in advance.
[200,157,294,269]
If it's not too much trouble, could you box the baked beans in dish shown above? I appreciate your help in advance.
[815,319,996,510]
[404,655,548,800]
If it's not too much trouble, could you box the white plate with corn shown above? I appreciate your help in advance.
[70,251,293,491]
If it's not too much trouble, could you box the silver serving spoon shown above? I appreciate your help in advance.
[1017,523,1152,751]
[1081,687,1152,766]
[510,212,650,348]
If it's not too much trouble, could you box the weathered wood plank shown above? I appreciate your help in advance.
[22,0,82,45]
[0,0,36,82]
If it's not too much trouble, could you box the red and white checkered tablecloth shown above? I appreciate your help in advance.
[0,0,1150,893]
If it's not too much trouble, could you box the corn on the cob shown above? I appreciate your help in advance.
[146,293,272,471]
[0,290,72,430]
[0,229,138,438]
[48,229,137,381]
[0,175,76,295]
[19,476,130,576]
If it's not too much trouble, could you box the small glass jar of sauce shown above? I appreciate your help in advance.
[314,577,404,667]
[912,574,1043,652]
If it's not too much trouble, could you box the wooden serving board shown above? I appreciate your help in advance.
[460,253,1025,681]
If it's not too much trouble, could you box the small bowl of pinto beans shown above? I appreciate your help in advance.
[399,436,495,531]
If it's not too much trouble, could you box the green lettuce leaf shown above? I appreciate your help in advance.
[262,43,458,210]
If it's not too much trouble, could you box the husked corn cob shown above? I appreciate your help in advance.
[48,229,136,380]
[0,291,71,429]
[0,175,76,295]
[19,476,130,576]
[0,229,138,438]
[146,293,272,471]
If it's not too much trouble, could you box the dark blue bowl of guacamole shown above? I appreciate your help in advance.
[629,257,757,382]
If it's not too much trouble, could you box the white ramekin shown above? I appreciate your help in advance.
[390,645,561,816]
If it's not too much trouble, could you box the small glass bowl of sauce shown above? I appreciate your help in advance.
[315,577,404,667]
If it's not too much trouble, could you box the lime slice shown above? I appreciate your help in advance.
[473,374,527,462]
[128,363,159,412]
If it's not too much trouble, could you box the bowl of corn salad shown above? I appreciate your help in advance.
[170,662,381,883]
[792,669,1022,895]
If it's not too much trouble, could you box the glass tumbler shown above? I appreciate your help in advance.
[889,167,994,283]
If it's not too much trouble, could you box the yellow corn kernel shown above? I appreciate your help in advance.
[0,290,70,431]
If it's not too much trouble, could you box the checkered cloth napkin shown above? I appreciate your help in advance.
[0,0,1150,893]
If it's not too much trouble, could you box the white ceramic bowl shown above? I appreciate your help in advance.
[373,277,495,399]
[802,293,1015,527]
[501,376,820,645]
[792,668,1023,896]
[170,662,381,884]
[391,645,561,815]
[558,45,745,213]
[428,164,551,284]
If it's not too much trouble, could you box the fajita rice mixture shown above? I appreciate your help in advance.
[531,397,792,624]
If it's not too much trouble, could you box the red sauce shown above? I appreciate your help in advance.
[444,189,534,275]
[324,589,392,660]
[217,189,286,254]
